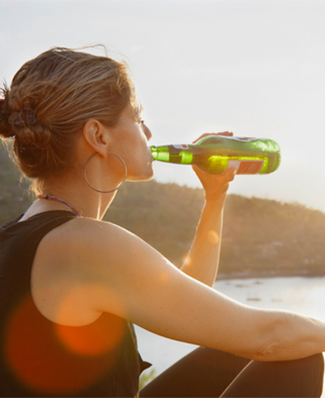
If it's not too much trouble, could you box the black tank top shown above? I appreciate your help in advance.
[0,211,150,397]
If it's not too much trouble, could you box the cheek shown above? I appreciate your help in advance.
[142,125,152,141]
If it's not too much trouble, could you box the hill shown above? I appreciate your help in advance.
[1,141,325,278]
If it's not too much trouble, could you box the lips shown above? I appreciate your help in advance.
[148,147,154,162]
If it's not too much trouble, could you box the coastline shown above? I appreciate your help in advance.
[216,269,325,281]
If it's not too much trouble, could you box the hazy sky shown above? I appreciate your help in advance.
[1,0,325,211]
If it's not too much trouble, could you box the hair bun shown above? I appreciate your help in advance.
[0,97,14,138]
[13,109,38,127]
[0,98,6,114]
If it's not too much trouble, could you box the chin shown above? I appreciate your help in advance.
[128,169,155,182]
[127,167,155,182]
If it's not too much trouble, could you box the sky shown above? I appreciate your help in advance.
[1,0,325,211]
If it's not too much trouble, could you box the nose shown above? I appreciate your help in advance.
[143,123,152,141]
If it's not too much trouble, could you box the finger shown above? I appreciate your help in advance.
[192,131,234,143]
[192,166,236,187]
[191,165,208,178]
[192,133,214,143]
[222,166,237,181]
[216,131,233,136]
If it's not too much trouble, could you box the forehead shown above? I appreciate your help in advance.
[119,103,142,122]
[130,100,143,120]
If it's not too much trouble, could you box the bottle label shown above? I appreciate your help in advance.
[173,144,189,149]
[227,160,264,174]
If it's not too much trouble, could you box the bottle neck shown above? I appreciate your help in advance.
[150,145,158,161]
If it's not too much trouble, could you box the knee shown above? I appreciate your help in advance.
[302,353,324,376]
[279,353,323,380]
[276,353,324,397]
[300,353,324,398]
[307,353,324,382]
[252,354,323,397]
[313,353,324,372]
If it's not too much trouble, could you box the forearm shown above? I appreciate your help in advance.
[248,309,325,362]
[181,157,236,286]
[180,199,224,286]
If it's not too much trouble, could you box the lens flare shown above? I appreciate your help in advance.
[159,272,169,282]
[182,255,192,266]
[56,312,125,356]
[208,230,220,245]
[4,294,126,395]
[53,284,126,356]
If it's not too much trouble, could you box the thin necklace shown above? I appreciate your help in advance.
[37,194,81,217]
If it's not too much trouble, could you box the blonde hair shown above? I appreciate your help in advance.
[0,47,138,193]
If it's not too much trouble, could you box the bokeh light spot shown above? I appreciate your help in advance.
[56,312,125,356]
[208,230,220,245]
[183,255,192,266]
[159,272,169,282]
[5,295,126,395]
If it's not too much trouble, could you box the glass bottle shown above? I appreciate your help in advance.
[150,136,281,175]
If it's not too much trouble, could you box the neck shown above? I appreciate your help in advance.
[38,178,118,220]
[38,194,81,216]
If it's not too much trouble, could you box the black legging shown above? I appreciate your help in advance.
[140,347,324,397]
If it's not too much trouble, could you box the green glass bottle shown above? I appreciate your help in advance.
[150,136,281,175]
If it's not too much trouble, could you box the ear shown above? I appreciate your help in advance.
[82,119,110,156]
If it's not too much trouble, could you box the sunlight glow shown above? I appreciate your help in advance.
[55,314,125,356]
[4,293,126,394]
[182,255,192,266]
[208,230,220,245]
[159,272,169,282]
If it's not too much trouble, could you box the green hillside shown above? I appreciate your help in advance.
[1,141,325,278]
[0,142,33,223]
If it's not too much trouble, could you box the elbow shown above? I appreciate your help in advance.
[246,314,287,362]
[233,329,282,362]
[233,309,319,362]
[250,340,281,362]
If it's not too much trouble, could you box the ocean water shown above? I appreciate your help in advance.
[135,276,325,394]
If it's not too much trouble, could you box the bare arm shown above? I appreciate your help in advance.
[70,218,325,363]
[180,166,235,286]
[181,132,236,286]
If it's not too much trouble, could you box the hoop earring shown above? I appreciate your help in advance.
[84,152,127,193]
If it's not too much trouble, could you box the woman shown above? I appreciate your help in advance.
[0,47,324,398]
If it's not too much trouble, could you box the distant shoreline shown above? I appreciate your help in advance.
[217,269,325,281]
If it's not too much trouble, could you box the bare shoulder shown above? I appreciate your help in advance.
[31,216,145,325]
[52,216,152,268]
[37,215,188,319]
[67,216,173,286]
[36,215,149,287]
[41,215,139,258]
[37,214,166,293]
[58,215,137,243]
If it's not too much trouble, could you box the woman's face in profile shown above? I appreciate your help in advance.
[107,105,154,182]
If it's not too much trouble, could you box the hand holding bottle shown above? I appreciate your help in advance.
[192,132,237,203]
